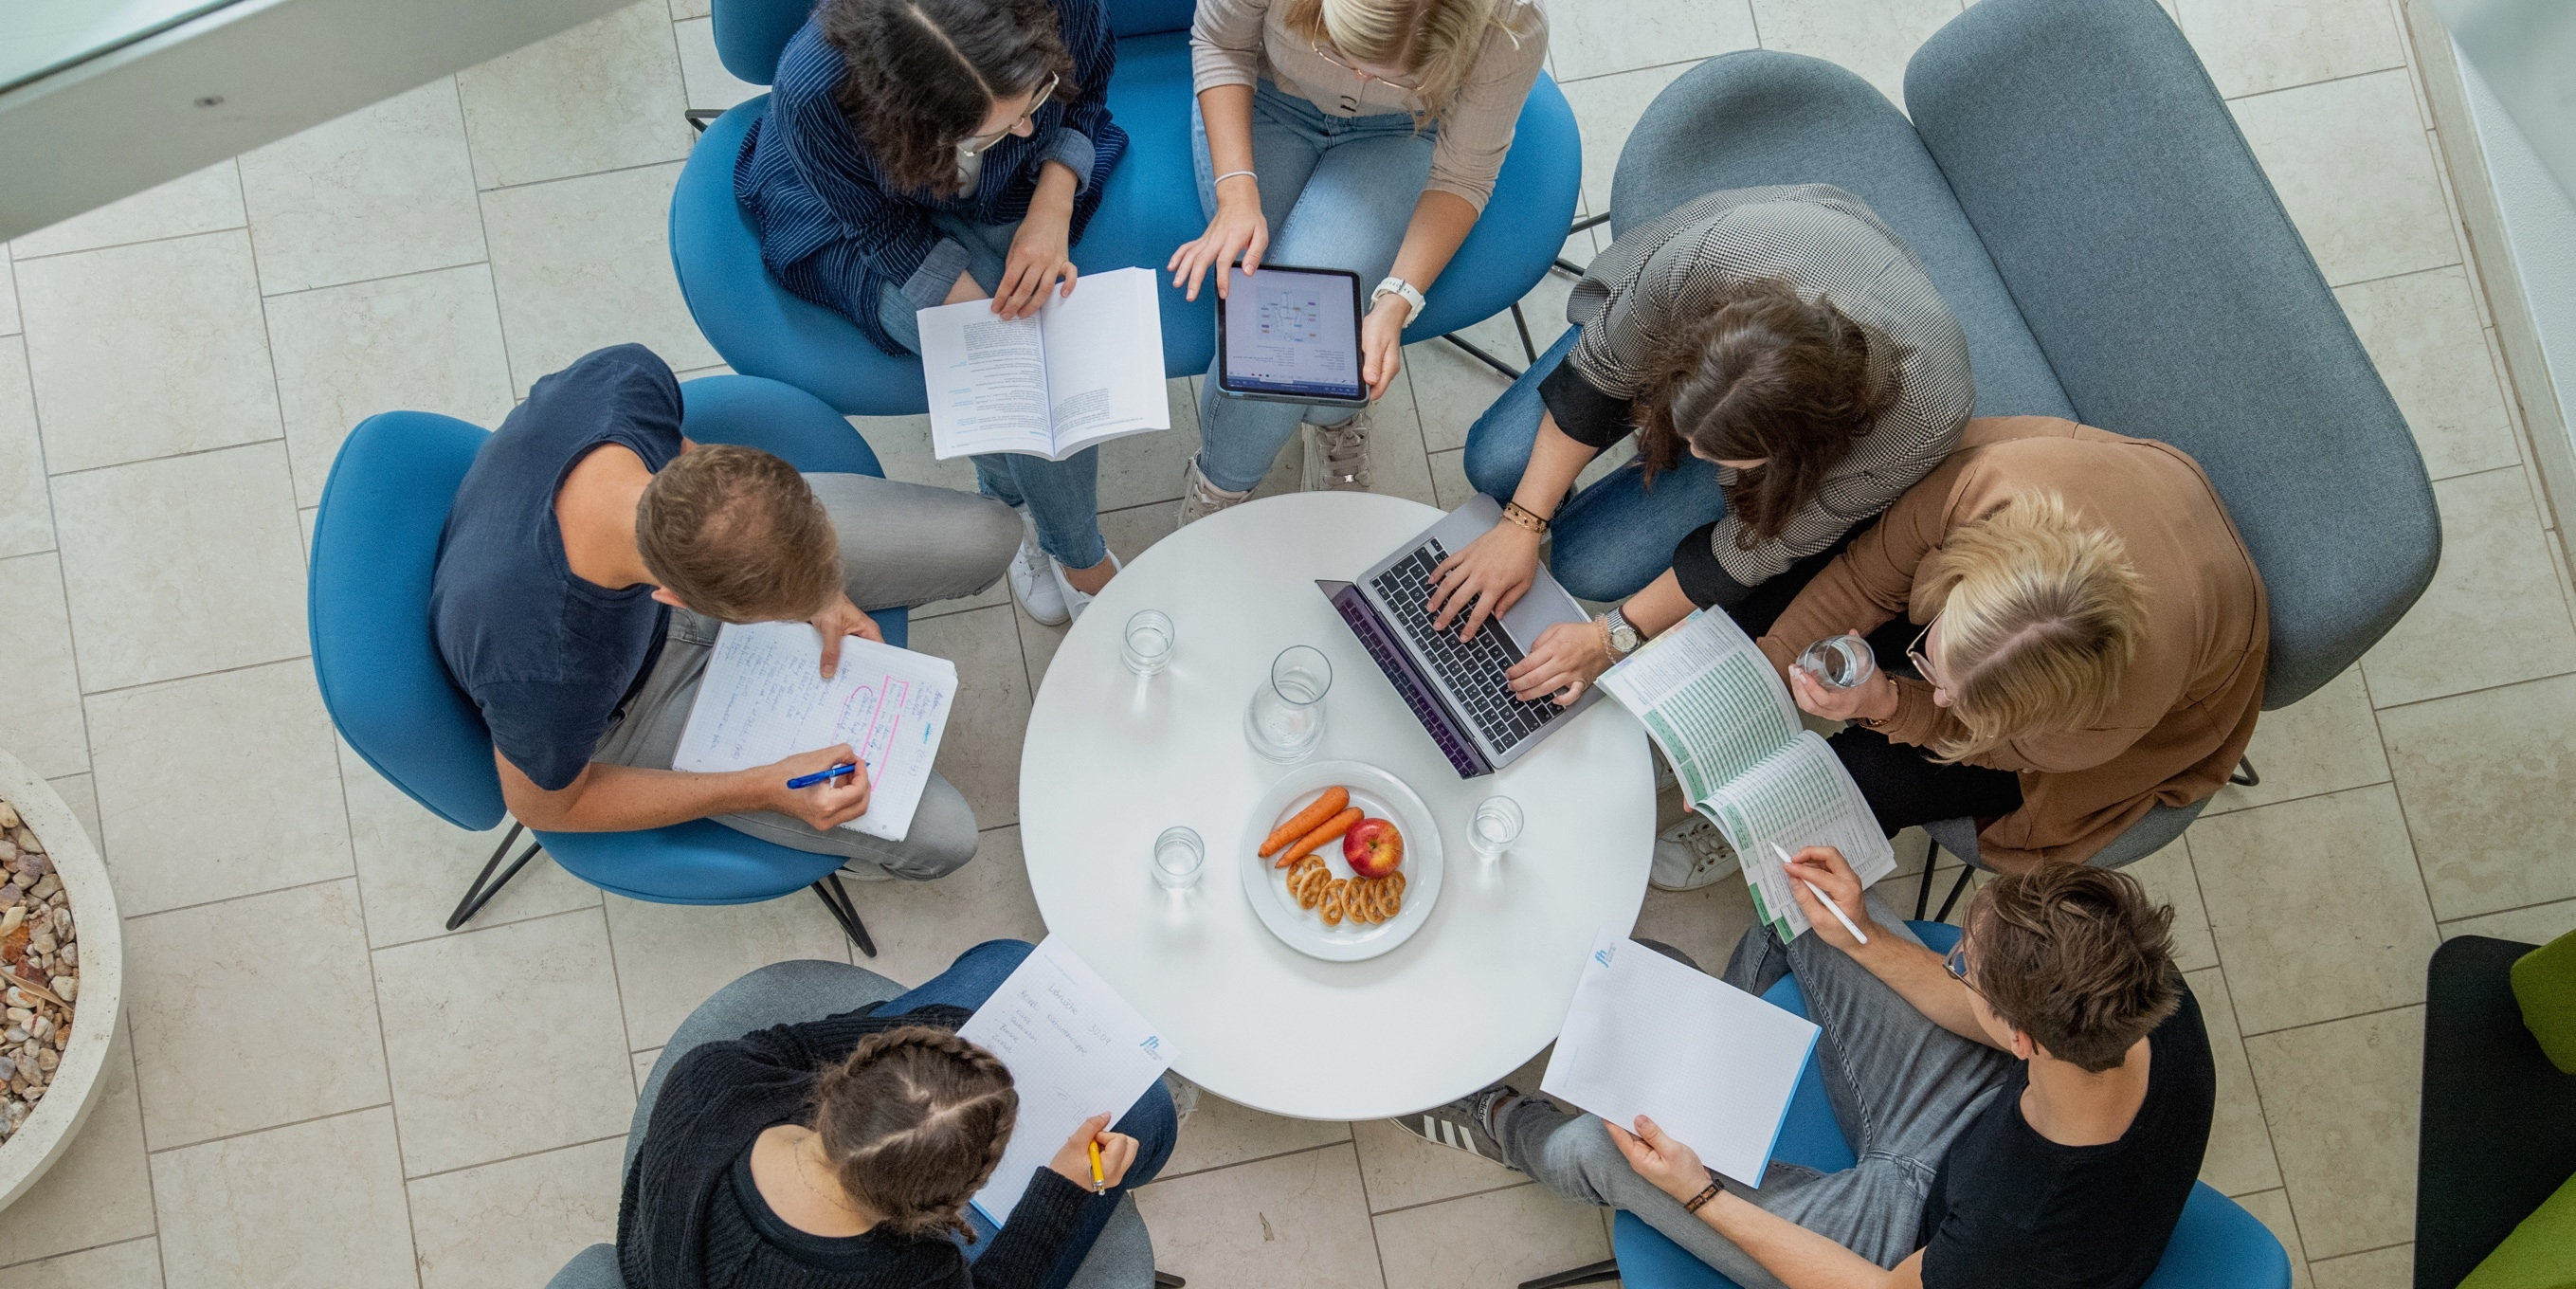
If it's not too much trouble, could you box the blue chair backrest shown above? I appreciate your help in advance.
[309,412,508,832]
[715,0,1201,83]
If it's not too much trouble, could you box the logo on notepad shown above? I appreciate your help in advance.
[1594,946,1615,968]
[1139,1036,1162,1057]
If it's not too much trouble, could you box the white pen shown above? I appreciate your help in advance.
[1769,842,1869,945]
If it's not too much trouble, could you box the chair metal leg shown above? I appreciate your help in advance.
[2228,756,2259,788]
[1152,1273,1186,1287]
[1914,837,1938,922]
[684,107,722,135]
[810,873,880,958]
[1510,301,1539,364]
[1932,864,1975,925]
[1518,1258,1623,1289]
[447,822,544,931]
[1440,332,1525,379]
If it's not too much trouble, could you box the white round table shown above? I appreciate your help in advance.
[1019,493,1656,1121]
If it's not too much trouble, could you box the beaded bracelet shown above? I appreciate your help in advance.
[1499,499,1550,534]
[1683,1182,1722,1214]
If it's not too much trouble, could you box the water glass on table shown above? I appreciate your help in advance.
[1123,610,1174,676]
[1469,795,1523,861]
[1245,645,1332,761]
[1152,826,1204,890]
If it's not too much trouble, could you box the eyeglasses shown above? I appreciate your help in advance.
[1906,616,1942,689]
[1944,939,1972,986]
[959,74,1058,157]
[1311,41,1421,91]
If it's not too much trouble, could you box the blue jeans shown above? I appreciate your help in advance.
[877,218,1109,570]
[1460,326,1732,602]
[1191,82,1437,493]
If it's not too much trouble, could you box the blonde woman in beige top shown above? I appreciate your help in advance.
[1167,0,1548,518]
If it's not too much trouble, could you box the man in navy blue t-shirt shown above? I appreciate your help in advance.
[430,345,1020,877]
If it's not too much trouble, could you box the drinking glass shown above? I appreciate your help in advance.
[1797,634,1878,689]
[1152,826,1204,890]
[1470,795,1524,861]
[1244,645,1332,761]
[1122,609,1175,676]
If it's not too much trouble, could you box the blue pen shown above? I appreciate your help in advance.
[786,763,860,790]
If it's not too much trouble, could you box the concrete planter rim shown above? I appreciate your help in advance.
[0,749,121,1212]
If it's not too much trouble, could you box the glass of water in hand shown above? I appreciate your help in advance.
[1470,795,1524,861]
[1244,645,1332,761]
[1797,634,1878,689]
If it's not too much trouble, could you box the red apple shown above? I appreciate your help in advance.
[1343,818,1405,879]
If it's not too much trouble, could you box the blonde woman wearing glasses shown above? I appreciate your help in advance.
[1168,0,1548,519]
[737,0,1131,627]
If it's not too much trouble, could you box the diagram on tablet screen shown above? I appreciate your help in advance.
[1256,281,1324,343]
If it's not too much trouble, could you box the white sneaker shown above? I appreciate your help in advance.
[1005,506,1068,627]
[1650,815,1738,892]
[1178,455,1252,527]
[1047,549,1123,625]
[1302,411,1375,492]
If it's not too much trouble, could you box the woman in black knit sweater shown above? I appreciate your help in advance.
[609,941,1177,1289]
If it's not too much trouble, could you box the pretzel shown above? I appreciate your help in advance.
[1321,879,1350,926]
[1288,857,1327,908]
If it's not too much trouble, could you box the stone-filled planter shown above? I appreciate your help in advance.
[0,749,120,1210]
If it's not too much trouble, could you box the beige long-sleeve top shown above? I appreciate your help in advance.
[1188,0,1548,211]
[1755,417,2269,868]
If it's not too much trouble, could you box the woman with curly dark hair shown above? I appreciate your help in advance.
[737,0,1131,629]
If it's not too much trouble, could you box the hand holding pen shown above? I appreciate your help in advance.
[767,745,871,831]
[1771,843,1872,947]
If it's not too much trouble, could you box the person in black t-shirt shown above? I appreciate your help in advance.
[1401,859,2214,1289]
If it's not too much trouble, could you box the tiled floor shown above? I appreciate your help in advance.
[0,0,2569,1285]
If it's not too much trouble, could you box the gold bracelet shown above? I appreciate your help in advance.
[1683,1181,1722,1213]
[1499,500,1550,535]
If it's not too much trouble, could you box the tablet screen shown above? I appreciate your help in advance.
[1221,266,1364,401]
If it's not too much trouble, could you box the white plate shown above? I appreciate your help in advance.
[1237,760,1444,962]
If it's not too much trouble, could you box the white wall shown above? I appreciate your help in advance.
[2457,47,2576,469]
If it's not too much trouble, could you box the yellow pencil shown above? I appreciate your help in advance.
[1088,1139,1105,1193]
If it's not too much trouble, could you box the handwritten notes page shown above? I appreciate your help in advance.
[958,937,1174,1225]
[669,623,957,842]
[1541,928,1820,1188]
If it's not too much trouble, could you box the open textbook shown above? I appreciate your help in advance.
[1598,609,1896,944]
[959,936,1173,1225]
[670,623,957,843]
[917,264,1169,462]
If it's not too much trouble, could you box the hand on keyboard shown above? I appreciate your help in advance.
[1426,523,1542,642]
[1506,619,1611,706]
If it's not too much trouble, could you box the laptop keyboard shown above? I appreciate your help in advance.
[1370,540,1568,756]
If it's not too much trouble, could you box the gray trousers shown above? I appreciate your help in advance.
[1504,897,2015,1289]
[590,473,1021,879]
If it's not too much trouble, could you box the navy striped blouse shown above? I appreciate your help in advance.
[734,0,1128,355]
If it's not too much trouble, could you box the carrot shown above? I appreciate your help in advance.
[1260,787,1349,858]
[1277,807,1364,866]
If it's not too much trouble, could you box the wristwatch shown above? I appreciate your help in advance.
[1371,276,1425,321]
[1599,608,1642,660]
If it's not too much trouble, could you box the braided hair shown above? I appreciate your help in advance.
[809,1026,1020,1242]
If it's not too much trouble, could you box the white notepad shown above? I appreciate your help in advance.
[670,623,956,843]
[1541,928,1821,1187]
[917,265,1170,462]
[959,937,1174,1225]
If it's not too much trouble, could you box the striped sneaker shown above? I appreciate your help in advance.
[1390,1085,1519,1170]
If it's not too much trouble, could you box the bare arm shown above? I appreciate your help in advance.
[1358,191,1480,397]
[1168,84,1264,301]
[1608,1115,1927,1289]
[1787,847,2001,1047]
[497,743,873,835]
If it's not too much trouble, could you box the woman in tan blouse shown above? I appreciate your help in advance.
[1738,417,2266,870]
[1167,0,1547,517]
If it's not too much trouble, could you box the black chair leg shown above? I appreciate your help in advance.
[1510,301,1539,364]
[1932,864,1976,925]
[684,107,722,134]
[1152,1273,1186,1287]
[1914,835,1940,922]
[1519,1258,1623,1289]
[1440,332,1525,378]
[447,823,544,931]
[2228,756,2259,788]
[810,873,879,958]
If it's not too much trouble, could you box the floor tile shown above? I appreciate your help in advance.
[2172,0,2405,100]
[10,161,245,260]
[674,16,762,112]
[0,553,85,778]
[45,772,100,854]
[149,1107,416,1289]
[909,604,1033,830]
[1161,1088,1351,1180]
[1406,341,1511,457]
[2182,967,2284,1197]
[845,825,1047,991]
[2246,1006,2422,1260]
[125,880,389,1150]
[2187,785,2438,1035]
[480,161,717,392]
[1094,380,1202,512]
[407,1136,625,1289]
[2129,839,2218,973]
[2230,70,2457,287]
[0,245,16,335]
[1132,1142,1386,1289]
[602,893,852,1051]
[236,80,486,296]
[669,0,710,18]
[2234,1189,2315,1289]
[267,263,517,506]
[15,230,281,474]
[2378,673,2576,920]
[0,1024,155,1265]
[1373,1181,1610,1289]
[2440,898,2576,945]
[340,742,596,950]
[454,0,692,191]
[631,1046,660,1096]
[1750,0,1958,107]
[374,907,635,1176]
[1550,0,1756,83]
[2310,1244,2412,1289]
[1351,1117,1525,1214]
[1428,447,1471,510]
[1559,64,1697,237]
[858,411,978,492]
[2336,268,2519,481]
[0,1236,162,1288]
[85,660,353,916]
[1631,873,1760,979]
[2360,466,2576,707]
[0,338,46,557]
[1014,596,1069,693]
[2204,667,2387,816]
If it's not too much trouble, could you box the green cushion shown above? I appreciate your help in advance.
[2460,1168,2576,1289]
[2513,929,2576,1075]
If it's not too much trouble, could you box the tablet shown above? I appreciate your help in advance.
[1213,264,1370,407]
